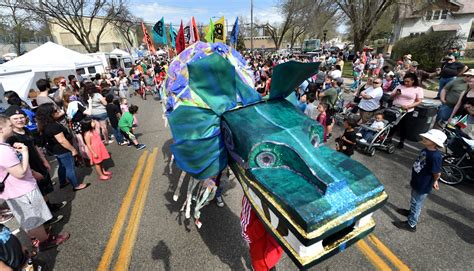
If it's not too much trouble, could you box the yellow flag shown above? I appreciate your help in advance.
[213,16,226,43]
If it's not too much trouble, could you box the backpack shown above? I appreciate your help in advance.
[22,108,37,132]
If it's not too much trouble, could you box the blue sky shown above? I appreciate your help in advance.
[129,0,282,26]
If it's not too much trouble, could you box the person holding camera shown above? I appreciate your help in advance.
[0,115,70,251]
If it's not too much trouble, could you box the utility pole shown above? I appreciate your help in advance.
[250,0,254,51]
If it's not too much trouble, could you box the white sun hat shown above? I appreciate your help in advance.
[419,129,447,148]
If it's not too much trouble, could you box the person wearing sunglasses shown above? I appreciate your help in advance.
[358,78,383,123]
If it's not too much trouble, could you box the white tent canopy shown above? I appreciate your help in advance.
[1,42,102,72]
[110,48,131,56]
[0,42,102,99]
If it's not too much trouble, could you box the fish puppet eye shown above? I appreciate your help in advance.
[256,151,277,168]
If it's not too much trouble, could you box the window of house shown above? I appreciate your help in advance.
[469,24,474,42]
[87,67,96,74]
[441,9,448,19]
[433,10,441,20]
[425,10,433,20]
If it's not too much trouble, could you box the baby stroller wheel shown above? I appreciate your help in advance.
[366,147,376,156]
[386,143,396,154]
[440,164,464,185]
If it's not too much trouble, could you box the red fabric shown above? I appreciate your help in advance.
[176,21,186,54]
[241,196,283,271]
[141,22,156,54]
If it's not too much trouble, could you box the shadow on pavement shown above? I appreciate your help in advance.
[152,240,172,271]
[198,204,252,270]
[428,193,474,223]
[381,201,405,222]
[426,209,474,244]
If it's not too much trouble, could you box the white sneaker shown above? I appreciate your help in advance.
[359,139,367,143]
[356,133,362,137]
[216,196,225,208]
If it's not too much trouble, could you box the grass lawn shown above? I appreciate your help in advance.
[342,64,353,78]
[462,58,474,68]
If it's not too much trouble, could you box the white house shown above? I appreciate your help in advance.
[392,0,474,52]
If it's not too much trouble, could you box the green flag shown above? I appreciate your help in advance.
[205,18,214,42]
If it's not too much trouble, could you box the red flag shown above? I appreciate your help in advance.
[141,22,156,54]
[176,20,185,54]
[191,16,200,42]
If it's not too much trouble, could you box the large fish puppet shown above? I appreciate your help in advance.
[163,42,388,269]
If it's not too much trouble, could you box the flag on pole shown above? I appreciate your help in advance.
[152,17,167,45]
[230,17,239,46]
[141,22,156,54]
[457,115,468,128]
[191,16,200,42]
[170,22,177,49]
[204,18,214,42]
[213,16,226,43]
[176,20,186,54]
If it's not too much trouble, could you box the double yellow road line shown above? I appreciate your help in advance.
[357,234,410,270]
[97,148,158,271]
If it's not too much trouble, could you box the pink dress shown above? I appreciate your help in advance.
[86,131,110,165]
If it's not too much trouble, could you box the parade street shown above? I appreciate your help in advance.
[5,96,471,270]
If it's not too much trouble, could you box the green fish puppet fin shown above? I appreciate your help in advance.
[269,61,320,100]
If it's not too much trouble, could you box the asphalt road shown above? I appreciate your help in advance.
[4,94,473,270]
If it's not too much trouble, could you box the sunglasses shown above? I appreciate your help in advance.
[374,81,382,84]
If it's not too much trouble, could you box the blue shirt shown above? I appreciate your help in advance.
[410,148,442,194]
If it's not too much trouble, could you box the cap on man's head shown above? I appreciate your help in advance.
[463,69,474,76]
[411,61,419,67]
[4,105,26,117]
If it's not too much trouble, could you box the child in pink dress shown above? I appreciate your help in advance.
[81,118,111,181]
[316,103,328,142]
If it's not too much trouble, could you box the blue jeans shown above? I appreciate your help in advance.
[111,126,125,144]
[56,152,80,188]
[436,104,454,122]
[408,189,428,227]
[437,77,455,98]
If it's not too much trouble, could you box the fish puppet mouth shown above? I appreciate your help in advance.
[229,160,387,268]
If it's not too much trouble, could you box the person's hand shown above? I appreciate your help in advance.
[71,149,78,157]
[93,153,98,159]
[43,161,51,171]
[32,171,44,181]
[13,142,28,154]
[436,68,441,74]
[401,105,409,111]
[433,180,439,191]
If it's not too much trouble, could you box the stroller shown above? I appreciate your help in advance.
[440,125,474,184]
[355,107,407,156]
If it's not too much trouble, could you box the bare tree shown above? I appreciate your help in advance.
[110,8,139,48]
[260,0,309,50]
[334,0,395,52]
[20,0,127,53]
[0,0,35,54]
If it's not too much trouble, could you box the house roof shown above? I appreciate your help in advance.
[409,0,474,17]
[453,0,474,14]
[432,23,462,31]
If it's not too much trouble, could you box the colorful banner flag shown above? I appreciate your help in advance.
[191,16,200,43]
[152,17,167,45]
[213,16,226,43]
[176,20,185,54]
[170,22,177,49]
[141,22,156,54]
[230,17,239,46]
[204,18,214,42]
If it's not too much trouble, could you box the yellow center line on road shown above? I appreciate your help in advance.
[368,234,410,271]
[114,147,158,271]
[356,239,392,270]
[97,151,149,271]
